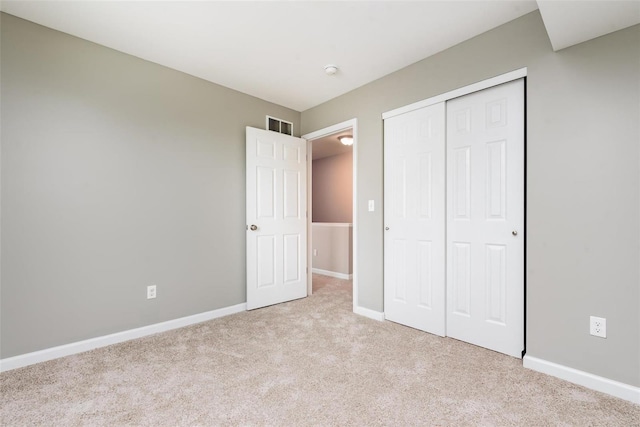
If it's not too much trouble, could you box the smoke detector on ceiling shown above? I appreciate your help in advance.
[324,64,338,75]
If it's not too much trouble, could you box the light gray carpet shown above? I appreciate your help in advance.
[1,274,639,426]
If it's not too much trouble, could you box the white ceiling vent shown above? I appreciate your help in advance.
[266,116,293,136]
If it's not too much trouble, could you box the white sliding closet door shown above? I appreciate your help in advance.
[446,79,525,357]
[384,103,446,336]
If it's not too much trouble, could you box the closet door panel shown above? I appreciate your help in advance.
[446,79,525,357]
[384,103,446,336]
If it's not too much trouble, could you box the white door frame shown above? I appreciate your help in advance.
[302,119,358,312]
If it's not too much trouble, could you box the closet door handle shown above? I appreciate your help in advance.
[512,230,518,236]
[385,227,390,231]
[250,224,258,231]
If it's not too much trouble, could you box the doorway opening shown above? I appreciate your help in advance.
[311,130,353,280]
[303,119,358,312]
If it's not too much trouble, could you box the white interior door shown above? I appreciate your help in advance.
[246,126,307,310]
[384,103,446,336]
[446,79,525,357]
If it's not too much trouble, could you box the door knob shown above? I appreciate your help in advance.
[512,230,518,236]
[385,227,390,231]
[250,225,258,231]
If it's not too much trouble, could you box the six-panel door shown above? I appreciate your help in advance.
[384,103,446,336]
[446,79,524,357]
[246,127,307,310]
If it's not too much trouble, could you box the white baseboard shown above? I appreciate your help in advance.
[312,268,352,280]
[0,303,247,373]
[353,305,385,322]
[523,355,640,404]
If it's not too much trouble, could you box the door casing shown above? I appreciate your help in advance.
[302,119,358,311]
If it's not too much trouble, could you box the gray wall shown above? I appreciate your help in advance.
[2,10,638,390]
[0,14,300,358]
[301,11,640,387]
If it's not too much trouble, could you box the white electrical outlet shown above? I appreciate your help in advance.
[147,285,157,300]
[368,200,375,212]
[590,316,606,338]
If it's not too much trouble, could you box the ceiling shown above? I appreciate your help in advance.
[537,1,640,51]
[312,130,353,161]
[2,1,638,112]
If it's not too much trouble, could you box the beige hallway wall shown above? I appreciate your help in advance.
[312,223,353,276]
[312,152,353,223]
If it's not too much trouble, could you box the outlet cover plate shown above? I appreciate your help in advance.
[590,316,606,338]
[147,285,157,300]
